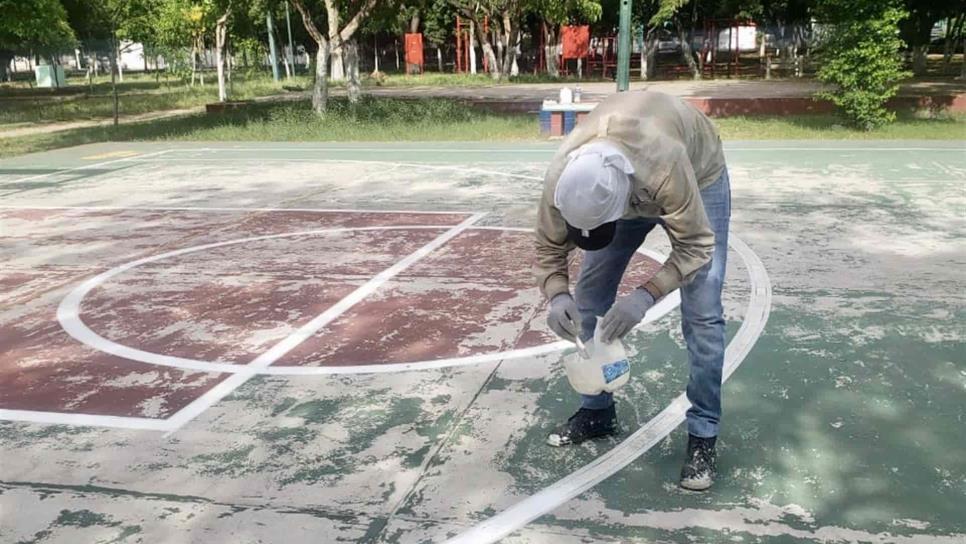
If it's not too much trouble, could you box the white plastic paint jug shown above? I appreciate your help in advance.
[563,320,631,395]
[559,86,573,105]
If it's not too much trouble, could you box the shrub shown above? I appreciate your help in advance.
[815,0,911,130]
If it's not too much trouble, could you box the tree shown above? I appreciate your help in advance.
[900,0,965,76]
[422,0,457,72]
[214,1,232,101]
[535,0,602,77]
[0,0,76,82]
[326,0,380,80]
[815,0,910,129]
[290,0,330,112]
[63,0,159,123]
[447,0,523,79]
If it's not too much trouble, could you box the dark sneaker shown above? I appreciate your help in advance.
[680,434,717,491]
[546,405,618,447]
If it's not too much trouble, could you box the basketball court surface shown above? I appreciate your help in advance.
[1,141,963,543]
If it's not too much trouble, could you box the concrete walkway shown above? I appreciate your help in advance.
[0,92,303,140]
[340,78,965,102]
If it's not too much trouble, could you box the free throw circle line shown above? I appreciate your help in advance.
[57,226,679,376]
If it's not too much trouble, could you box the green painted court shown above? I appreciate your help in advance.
[1,141,963,543]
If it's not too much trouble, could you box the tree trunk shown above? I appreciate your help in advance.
[190,43,197,85]
[291,0,330,113]
[111,30,119,127]
[942,17,953,69]
[199,37,206,85]
[0,53,10,82]
[410,13,420,33]
[640,37,647,80]
[374,35,380,72]
[961,35,966,80]
[943,15,964,69]
[330,43,345,79]
[313,44,329,112]
[675,18,700,80]
[346,38,361,103]
[542,21,559,77]
[469,16,499,79]
[325,0,345,80]
[469,22,477,74]
[499,14,518,79]
[227,43,233,93]
[215,11,229,102]
[911,44,929,76]
[644,28,658,80]
[114,37,124,83]
[436,47,443,72]
[511,35,520,77]
[282,47,292,78]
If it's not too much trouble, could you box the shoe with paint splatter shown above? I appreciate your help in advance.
[679,434,717,491]
[546,405,618,447]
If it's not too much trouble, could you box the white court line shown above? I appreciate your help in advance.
[932,160,966,179]
[0,149,172,185]
[57,226,678,377]
[0,204,471,215]
[725,147,965,152]
[161,214,485,432]
[147,146,966,153]
[126,157,544,182]
[444,234,771,544]
[0,409,175,431]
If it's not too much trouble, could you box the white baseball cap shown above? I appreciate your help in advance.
[553,141,635,249]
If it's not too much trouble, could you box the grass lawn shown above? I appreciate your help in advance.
[0,73,313,127]
[0,70,601,129]
[0,98,962,159]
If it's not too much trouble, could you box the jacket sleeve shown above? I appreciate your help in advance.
[534,168,575,300]
[642,155,715,299]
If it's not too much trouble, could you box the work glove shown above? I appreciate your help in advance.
[600,288,656,343]
[547,293,580,342]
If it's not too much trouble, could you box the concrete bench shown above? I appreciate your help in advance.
[539,102,598,137]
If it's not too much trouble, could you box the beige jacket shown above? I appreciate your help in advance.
[535,91,726,301]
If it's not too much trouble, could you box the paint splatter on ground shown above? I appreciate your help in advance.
[1,142,963,543]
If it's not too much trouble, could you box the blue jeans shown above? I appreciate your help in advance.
[575,168,731,438]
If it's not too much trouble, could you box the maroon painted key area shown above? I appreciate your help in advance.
[0,209,660,420]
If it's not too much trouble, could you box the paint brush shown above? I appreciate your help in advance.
[574,336,590,359]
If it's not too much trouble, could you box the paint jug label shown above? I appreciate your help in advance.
[562,318,632,395]
[602,359,630,384]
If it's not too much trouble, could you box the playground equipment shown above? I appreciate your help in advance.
[454,16,489,74]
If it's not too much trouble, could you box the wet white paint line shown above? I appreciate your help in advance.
[444,234,771,544]
[0,149,172,185]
